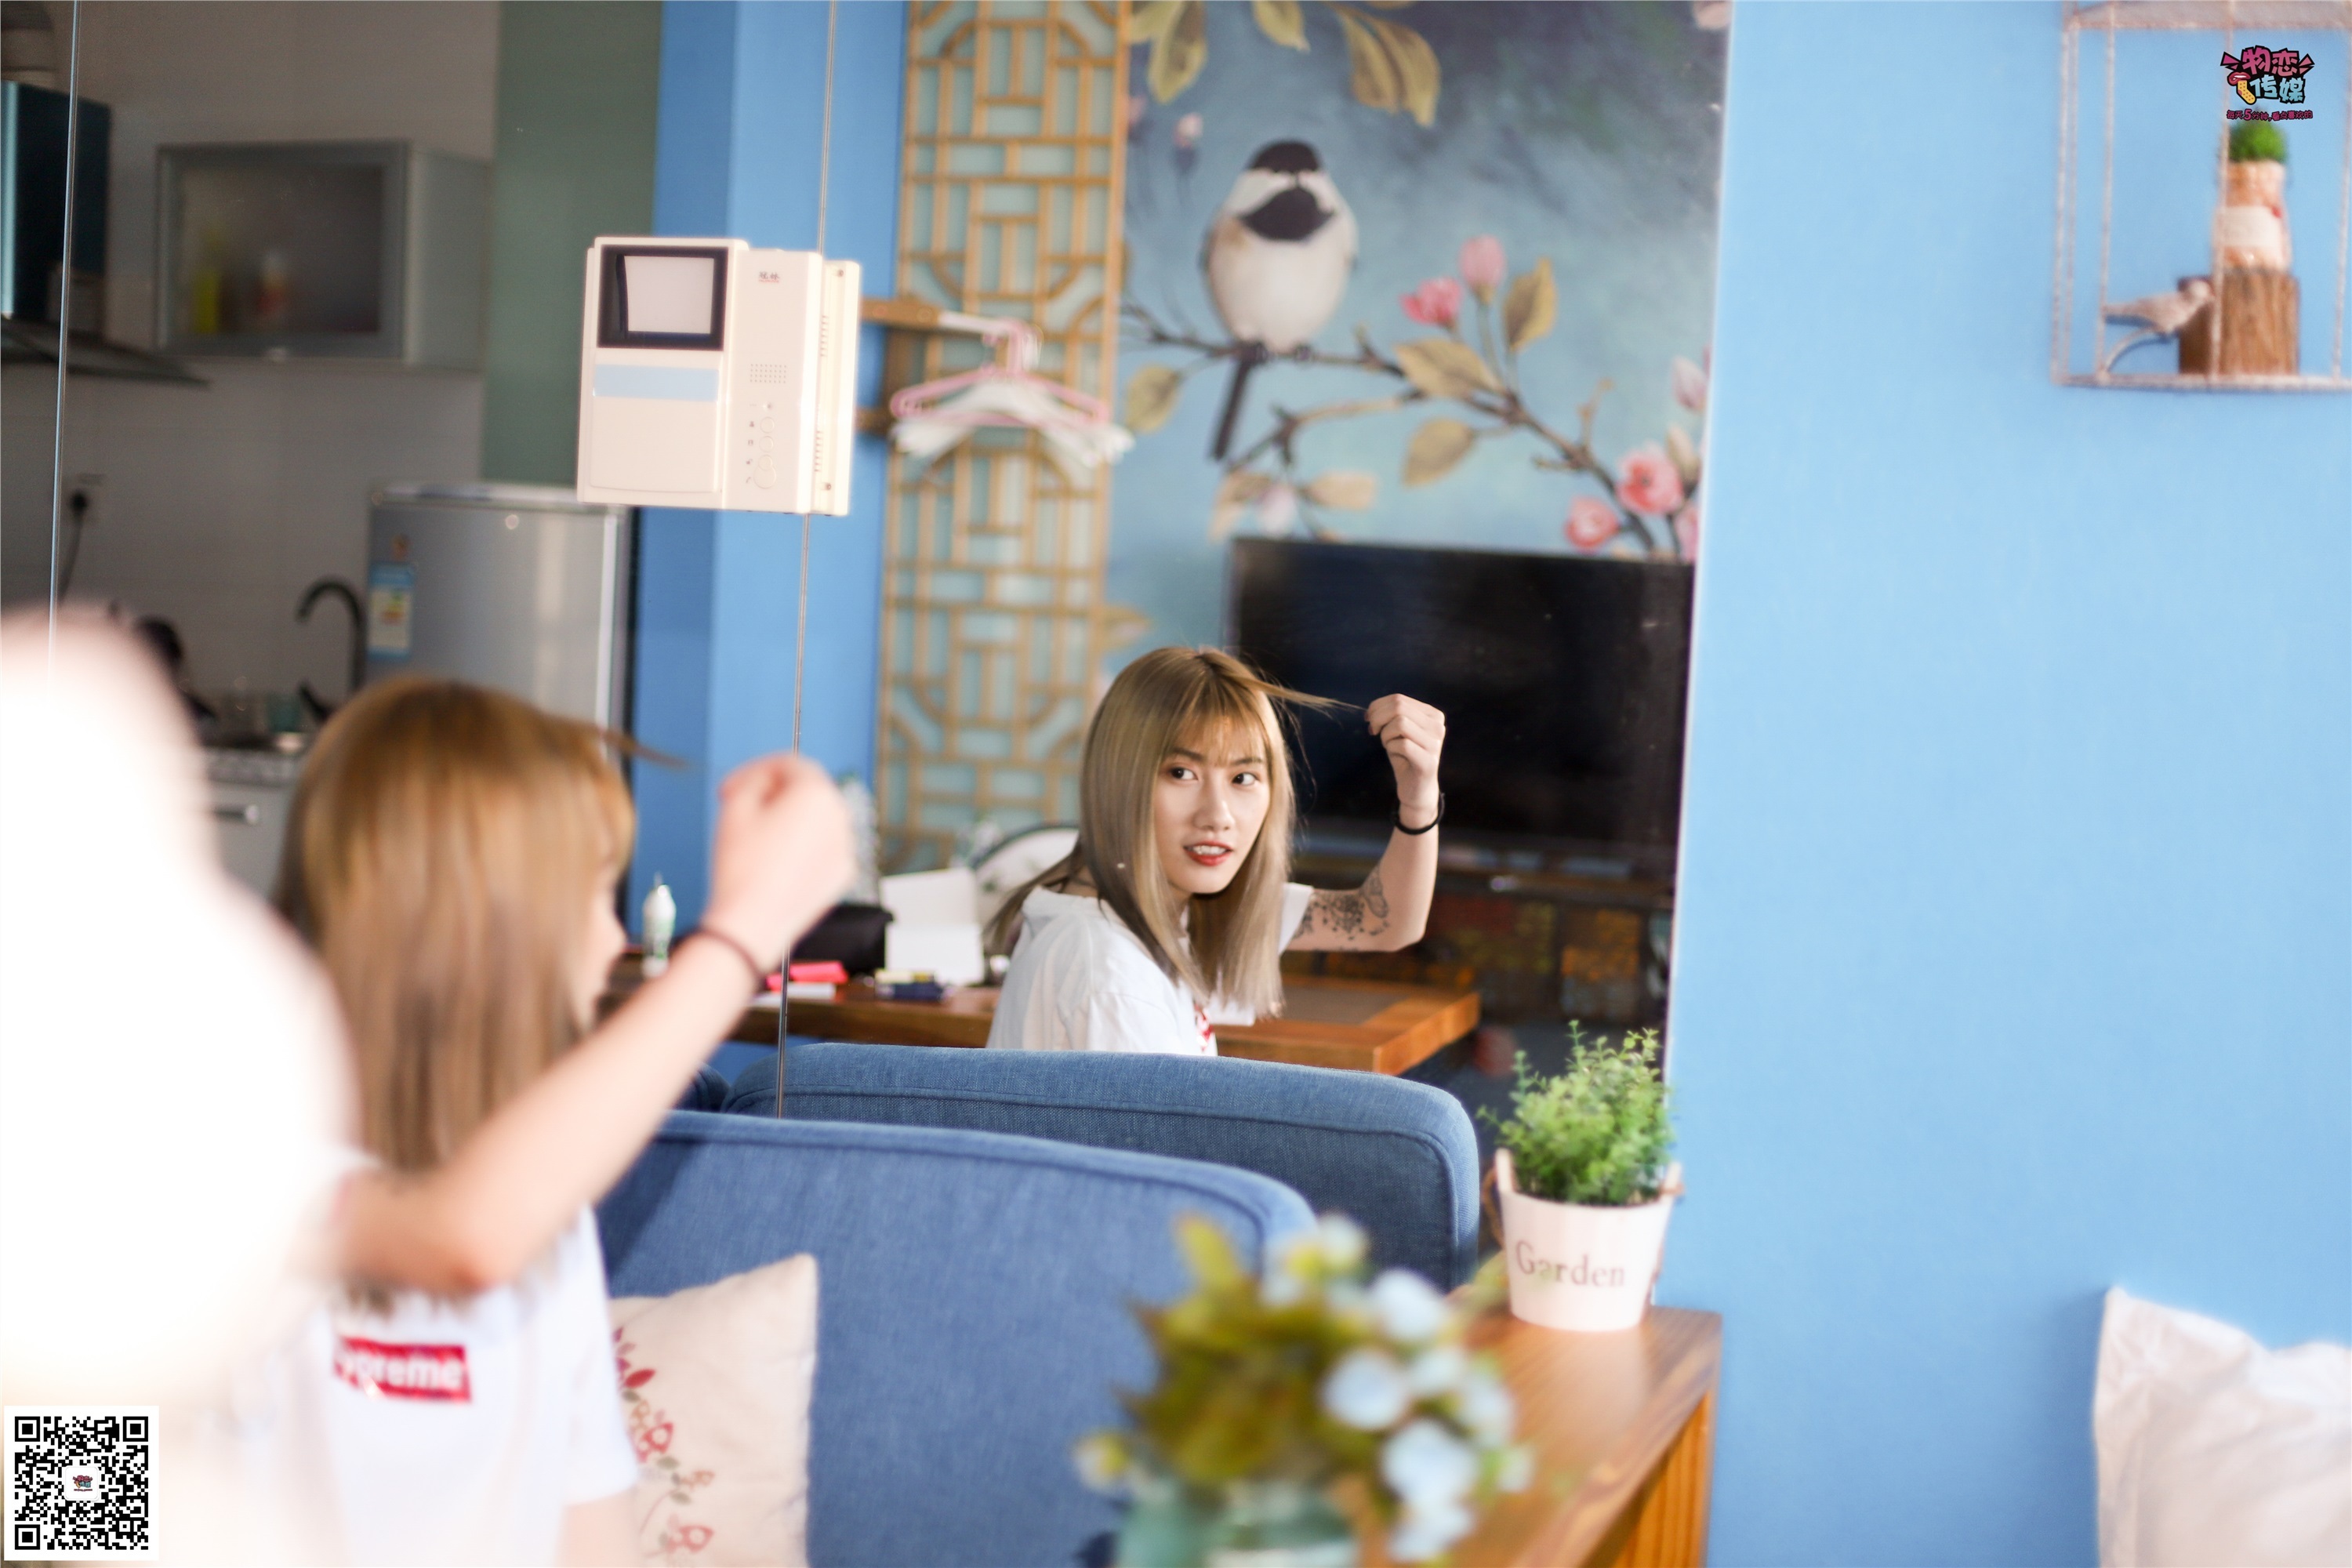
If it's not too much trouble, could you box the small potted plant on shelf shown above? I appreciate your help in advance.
[1483,1026,1679,1334]
[2217,119,2291,273]
[2183,118,2299,376]
[1076,1214,1530,1567]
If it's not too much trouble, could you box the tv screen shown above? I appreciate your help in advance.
[1227,539,1694,873]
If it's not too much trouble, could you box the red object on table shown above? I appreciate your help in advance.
[765,961,850,991]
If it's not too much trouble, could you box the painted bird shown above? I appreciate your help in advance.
[1202,140,1358,460]
[2100,277,2213,372]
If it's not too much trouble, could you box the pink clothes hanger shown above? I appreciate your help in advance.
[887,315,1113,430]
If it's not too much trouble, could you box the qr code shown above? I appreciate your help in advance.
[5,1409,155,1561]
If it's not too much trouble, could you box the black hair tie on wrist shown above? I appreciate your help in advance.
[1393,793,1444,835]
[689,925,769,987]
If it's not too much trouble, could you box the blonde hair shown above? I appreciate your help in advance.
[277,679,633,1175]
[990,647,1335,1018]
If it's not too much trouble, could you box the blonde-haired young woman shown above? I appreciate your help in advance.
[256,678,848,1566]
[985,646,1443,1055]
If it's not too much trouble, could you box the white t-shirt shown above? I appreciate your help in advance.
[985,883,1314,1055]
[227,1205,638,1566]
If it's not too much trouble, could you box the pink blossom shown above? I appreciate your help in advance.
[1674,502,1700,560]
[1459,235,1506,300]
[1671,355,1708,412]
[1566,496,1619,550]
[1617,444,1686,516]
[1400,277,1464,328]
[1257,481,1298,533]
[1173,112,1203,151]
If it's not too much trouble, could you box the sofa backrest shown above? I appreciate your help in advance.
[723,1044,1479,1287]
[597,1111,1314,1568]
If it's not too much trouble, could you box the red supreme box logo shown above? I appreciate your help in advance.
[332,1336,471,1402]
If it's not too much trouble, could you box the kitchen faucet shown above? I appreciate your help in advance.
[296,577,365,722]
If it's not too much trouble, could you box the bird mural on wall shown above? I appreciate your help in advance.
[1117,5,1724,563]
[1201,140,1358,459]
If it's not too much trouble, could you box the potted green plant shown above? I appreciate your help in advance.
[1483,1026,1679,1333]
[1076,1214,1530,1566]
[2217,120,2290,272]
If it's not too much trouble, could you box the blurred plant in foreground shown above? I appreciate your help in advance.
[1076,1214,1530,1563]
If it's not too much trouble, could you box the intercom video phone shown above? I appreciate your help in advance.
[575,238,861,515]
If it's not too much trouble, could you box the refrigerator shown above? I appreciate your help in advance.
[365,482,633,728]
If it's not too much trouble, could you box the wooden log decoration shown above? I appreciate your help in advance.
[2177,270,2298,376]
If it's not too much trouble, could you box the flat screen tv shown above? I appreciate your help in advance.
[1227,539,1694,877]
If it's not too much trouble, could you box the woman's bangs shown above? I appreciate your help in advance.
[1175,683,1279,770]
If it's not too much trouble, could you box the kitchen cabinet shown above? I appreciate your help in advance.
[156,140,486,368]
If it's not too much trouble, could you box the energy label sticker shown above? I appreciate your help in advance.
[367,563,414,659]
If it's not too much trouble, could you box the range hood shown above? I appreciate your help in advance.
[2,318,205,383]
[3,78,203,384]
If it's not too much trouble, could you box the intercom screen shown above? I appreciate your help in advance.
[599,246,727,348]
[624,255,716,335]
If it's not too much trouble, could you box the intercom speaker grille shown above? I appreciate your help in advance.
[749,363,788,383]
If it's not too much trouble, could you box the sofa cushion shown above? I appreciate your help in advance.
[674,1063,732,1112]
[2095,1287,2352,1568]
[597,1111,1313,1568]
[611,1253,818,1566]
[724,1044,1479,1287]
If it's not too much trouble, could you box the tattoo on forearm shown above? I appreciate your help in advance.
[1306,866,1389,940]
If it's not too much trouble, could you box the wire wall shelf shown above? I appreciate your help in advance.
[2053,1,2352,390]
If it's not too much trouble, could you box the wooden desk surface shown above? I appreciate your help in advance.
[729,971,1479,1076]
[1453,1306,1722,1568]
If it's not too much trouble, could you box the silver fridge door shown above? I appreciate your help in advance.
[365,483,632,728]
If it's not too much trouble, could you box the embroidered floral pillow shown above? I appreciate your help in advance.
[612,1254,818,1566]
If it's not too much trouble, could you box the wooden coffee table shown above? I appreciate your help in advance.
[751,972,1479,1076]
[613,959,1479,1076]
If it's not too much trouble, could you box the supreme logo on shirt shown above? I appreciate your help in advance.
[332,1335,472,1402]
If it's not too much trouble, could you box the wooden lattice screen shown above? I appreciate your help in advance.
[879,0,1131,871]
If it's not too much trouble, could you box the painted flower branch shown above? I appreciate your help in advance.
[1123,237,1708,558]
[1134,0,1441,126]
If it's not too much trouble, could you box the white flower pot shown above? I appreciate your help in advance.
[1493,1149,1678,1333]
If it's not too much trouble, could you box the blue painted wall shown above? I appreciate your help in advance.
[630,0,906,926]
[1659,5,2350,1564]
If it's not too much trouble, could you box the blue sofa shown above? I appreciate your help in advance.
[597,1111,1313,1567]
[724,1044,1480,1287]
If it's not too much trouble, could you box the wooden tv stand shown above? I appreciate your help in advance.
[1284,851,1675,1026]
